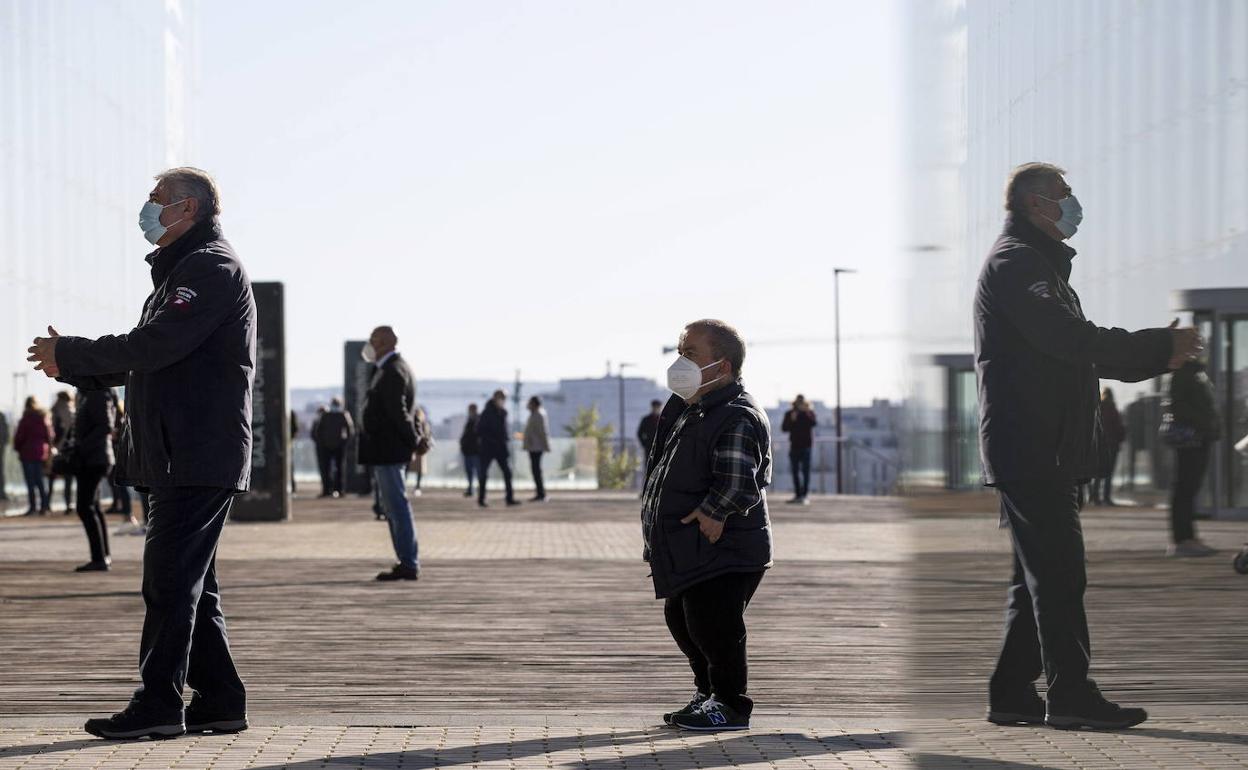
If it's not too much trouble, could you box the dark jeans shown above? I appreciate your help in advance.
[529,451,546,499]
[131,486,245,719]
[75,464,111,563]
[663,570,764,716]
[1170,444,1211,543]
[479,451,515,504]
[1089,445,1121,503]
[790,448,812,498]
[112,482,132,514]
[50,470,73,511]
[316,446,347,495]
[991,481,1091,707]
[463,453,480,494]
[21,460,49,511]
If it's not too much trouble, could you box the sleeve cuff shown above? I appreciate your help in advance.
[698,500,731,522]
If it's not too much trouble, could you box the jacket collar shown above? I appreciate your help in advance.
[146,218,222,286]
[694,379,745,411]
[1003,212,1076,281]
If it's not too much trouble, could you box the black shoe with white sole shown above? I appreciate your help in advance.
[662,691,708,725]
[84,708,185,740]
[185,707,248,734]
[670,696,749,731]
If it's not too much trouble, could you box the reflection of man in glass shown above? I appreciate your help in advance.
[975,162,1201,731]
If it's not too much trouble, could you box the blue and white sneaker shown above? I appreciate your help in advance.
[670,695,749,731]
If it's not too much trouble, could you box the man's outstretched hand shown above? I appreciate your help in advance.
[1166,318,1202,371]
[27,326,61,378]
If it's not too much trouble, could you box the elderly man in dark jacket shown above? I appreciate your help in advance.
[641,319,772,732]
[975,162,1201,732]
[476,390,519,508]
[28,167,255,741]
[357,325,421,582]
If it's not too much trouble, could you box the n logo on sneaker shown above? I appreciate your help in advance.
[707,709,727,726]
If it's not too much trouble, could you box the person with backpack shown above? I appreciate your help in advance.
[313,397,354,498]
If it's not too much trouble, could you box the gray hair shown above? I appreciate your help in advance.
[155,167,221,221]
[682,319,746,378]
[1004,162,1065,212]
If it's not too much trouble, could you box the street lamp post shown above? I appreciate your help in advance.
[617,363,635,457]
[833,267,856,494]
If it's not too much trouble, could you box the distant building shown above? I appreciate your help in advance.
[536,376,671,453]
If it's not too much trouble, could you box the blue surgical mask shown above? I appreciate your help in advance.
[1037,194,1082,239]
[138,199,189,245]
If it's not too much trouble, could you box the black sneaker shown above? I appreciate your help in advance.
[84,707,185,740]
[505,500,523,507]
[670,696,749,731]
[375,564,419,582]
[663,691,708,725]
[1046,686,1148,730]
[74,560,111,573]
[987,684,1045,726]
[185,705,248,734]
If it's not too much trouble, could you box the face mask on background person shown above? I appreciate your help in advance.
[1036,193,1082,238]
[666,356,724,401]
[360,343,377,364]
[138,199,189,245]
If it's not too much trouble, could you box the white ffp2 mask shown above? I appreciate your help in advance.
[666,356,724,401]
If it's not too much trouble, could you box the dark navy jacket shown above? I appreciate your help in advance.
[357,353,418,466]
[476,401,510,459]
[974,214,1172,484]
[642,382,773,599]
[56,219,257,492]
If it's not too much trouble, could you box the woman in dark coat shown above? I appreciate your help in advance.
[71,388,117,572]
[1166,360,1220,557]
[12,397,52,514]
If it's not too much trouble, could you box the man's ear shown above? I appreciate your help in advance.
[183,197,199,219]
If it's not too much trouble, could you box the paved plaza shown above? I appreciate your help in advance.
[0,490,1245,768]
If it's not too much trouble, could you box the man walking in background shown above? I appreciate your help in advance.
[641,319,773,732]
[477,390,519,508]
[314,397,354,498]
[524,396,551,502]
[357,326,420,582]
[781,394,817,504]
[637,399,662,458]
[28,167,254,740]
[975,162,1201,731]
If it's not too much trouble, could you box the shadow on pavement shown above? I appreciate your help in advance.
[0,730,903,769]
[911,755,1059,769]
[1131,726,1248,746]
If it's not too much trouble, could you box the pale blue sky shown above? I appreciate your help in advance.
[199,0,903,408]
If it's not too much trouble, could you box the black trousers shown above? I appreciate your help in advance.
[1170,444,1211,543]
[991,481,1091,707]
[663,570,764,716]
[529,451,546,499]
[131,486,245,719]
[74,464,111,563]
[479,451,515,503]
[316,446,347,496]
[790,448,812,498]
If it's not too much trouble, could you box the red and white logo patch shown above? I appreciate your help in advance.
[168,286,198,310]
